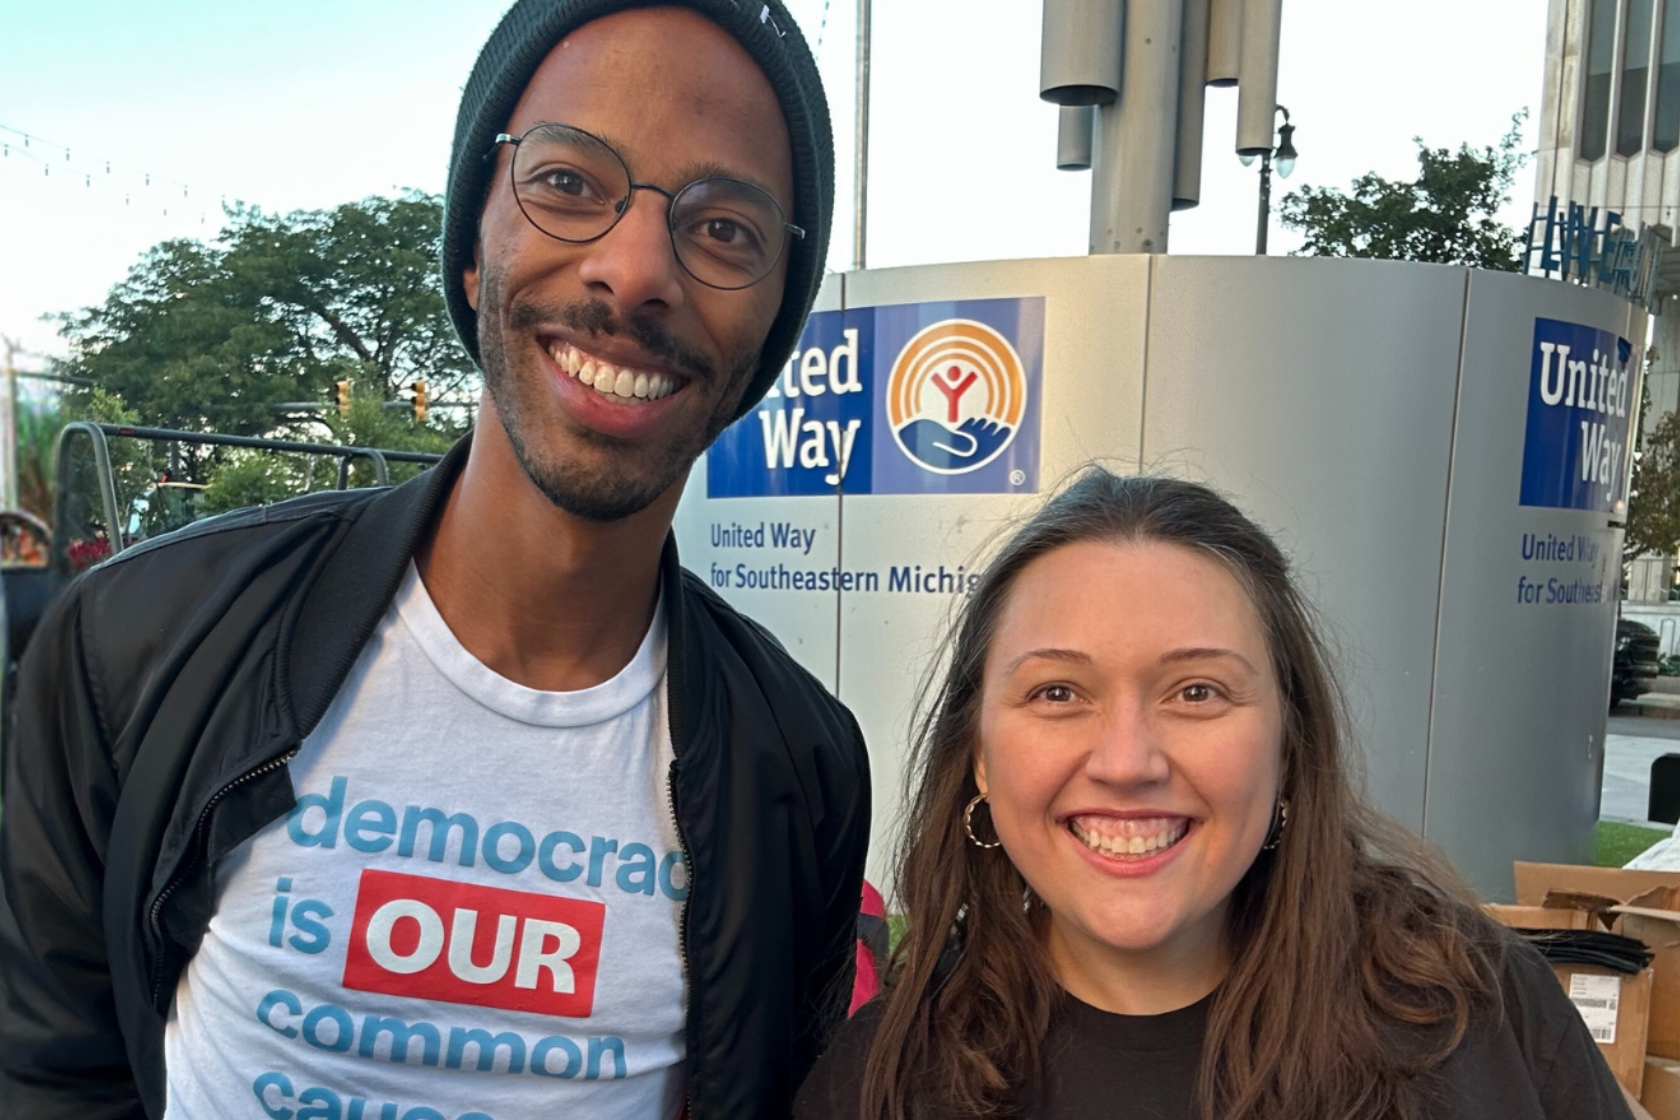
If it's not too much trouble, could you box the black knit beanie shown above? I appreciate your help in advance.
[442,0,833,420]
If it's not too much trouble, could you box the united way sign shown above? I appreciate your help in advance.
[1518,317,1635,514]
[707,297,1045,497]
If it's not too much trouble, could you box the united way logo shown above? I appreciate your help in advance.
[1519,317,1635,514]
[706,296,1043,497]
[886,319,1027,475]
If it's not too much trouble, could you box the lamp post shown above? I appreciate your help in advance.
[1242,105,1296,255]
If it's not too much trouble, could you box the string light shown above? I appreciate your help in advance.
[0,122,257,224]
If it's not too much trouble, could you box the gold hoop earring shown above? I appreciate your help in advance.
[1262,798,1291,851]
[964,794,1002,849]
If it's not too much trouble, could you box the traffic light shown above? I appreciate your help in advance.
[335,379,352,417]
[412,380,428,423]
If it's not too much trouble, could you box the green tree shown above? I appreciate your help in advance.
[16,401,63,525]
[1627,402,1680,565]
[1278,113,1528,271]
[53,191,476,478]
[195,451,317,518]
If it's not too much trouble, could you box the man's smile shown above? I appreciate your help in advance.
[546,338,685,403]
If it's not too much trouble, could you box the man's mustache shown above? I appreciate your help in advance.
[508,297,716,384]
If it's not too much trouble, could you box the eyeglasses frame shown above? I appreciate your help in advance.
[490,124,805,292]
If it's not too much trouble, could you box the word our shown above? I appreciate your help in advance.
[341,870,605,1018]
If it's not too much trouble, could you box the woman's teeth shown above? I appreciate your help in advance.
[1068,816,1189,860]
[549,342,677,403]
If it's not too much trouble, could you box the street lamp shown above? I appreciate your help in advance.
[1252,105,1297,255]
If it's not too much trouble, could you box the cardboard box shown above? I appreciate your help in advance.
[1643,1057,1680,1120]
[1512,865,1680,1059]
[1487,884,1656,1095]
[1613,886,1680,1061]
[1513,863,1680,908]
[1561,965,1654,1096]
[1484,904,1599,931]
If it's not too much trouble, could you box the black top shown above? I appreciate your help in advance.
[795,936,1634,1120]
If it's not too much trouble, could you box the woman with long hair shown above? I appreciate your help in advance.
[796,469,1630,1120]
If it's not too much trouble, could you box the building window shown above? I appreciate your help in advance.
[1622,0,1657,154]
[1584,0,1620,160]
[1657,0,1680,149]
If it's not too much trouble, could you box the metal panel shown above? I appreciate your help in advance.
[1142,256,1472,833]
[671,274,844,690]
[836,256,1150,883]
[1609,153,1630,213]
[1424,271,1641,898]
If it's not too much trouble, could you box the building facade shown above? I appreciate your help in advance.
[1537,0,1680,597]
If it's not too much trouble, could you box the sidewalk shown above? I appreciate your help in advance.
[1622,693,1680,720]
[1603,730,1680,827]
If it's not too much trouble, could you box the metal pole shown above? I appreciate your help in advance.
[1174,0,1212,211]
[0,337,18,510]
[852,0,872,272]
[1256,150,1273,255]
[1089,0,1182,254]
[50,422,125,568]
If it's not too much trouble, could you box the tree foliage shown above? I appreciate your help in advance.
[31,192,474,541]
[195,387,459,516]
[1627,400,1680,564]
[16,403,62,525]
[1278,114,1528,271]
[53,191,475,476]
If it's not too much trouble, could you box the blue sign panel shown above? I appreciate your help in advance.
[708,309,872,496]
[1519,318,1634,513]
[707,297,1044,497]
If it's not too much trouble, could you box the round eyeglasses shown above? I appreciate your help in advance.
[492,123,804,292]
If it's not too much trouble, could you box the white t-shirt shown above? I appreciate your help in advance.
[163,564,686,1120]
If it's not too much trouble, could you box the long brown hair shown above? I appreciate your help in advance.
[860,469,1503,1120]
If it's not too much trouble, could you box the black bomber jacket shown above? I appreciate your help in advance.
[0,440,871,1120]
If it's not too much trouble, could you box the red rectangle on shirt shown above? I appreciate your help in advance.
[342,868,606,1017]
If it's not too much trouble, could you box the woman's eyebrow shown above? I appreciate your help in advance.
[1005,648,1092,674]
[1160,647,1258,673]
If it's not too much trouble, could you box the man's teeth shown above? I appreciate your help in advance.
[549,343,676,403]
[1068,817,1189,859]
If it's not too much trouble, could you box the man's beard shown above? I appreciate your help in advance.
[476,273,756,522]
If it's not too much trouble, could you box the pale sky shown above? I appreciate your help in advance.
[1,0,1548,368]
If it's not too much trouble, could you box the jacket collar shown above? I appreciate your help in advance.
[281,437,470,739]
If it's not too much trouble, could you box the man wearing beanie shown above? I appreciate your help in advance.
[0,4,869,1119]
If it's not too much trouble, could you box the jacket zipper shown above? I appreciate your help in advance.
[147,746,299,1007]
[667,755,696,1119]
